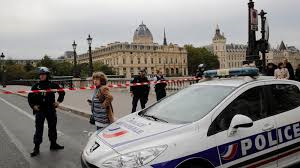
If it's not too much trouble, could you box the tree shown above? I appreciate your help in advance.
[24,61,34,72]
[55,61,73,76]
[5,64,26,81]
[185,45,219,75]
[78,63,89,77]
[5,59,15,66]
[93,62,115,75]
[37,55,56,73]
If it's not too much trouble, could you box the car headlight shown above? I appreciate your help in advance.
[102,145,167,168]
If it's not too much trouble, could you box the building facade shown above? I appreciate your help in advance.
[211,25,247,69]
[75,23,188,78]
[211,26,300,70]
[267,41,300,68]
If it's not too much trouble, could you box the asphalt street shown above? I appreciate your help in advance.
[0,94,95,168]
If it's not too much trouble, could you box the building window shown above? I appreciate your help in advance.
[138,58,141,64]
[144,58,147,64]
[171,68,174,74]
[151,58,154,64]
[131,58,133,64]
[166,68,169,75]
[176,68,179,74]
[159,58,161,64]
[123,58,126,64]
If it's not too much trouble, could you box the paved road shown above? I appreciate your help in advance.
[0,94,95,168]
[2,85,175,119]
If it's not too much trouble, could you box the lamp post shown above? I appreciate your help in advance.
[259,10,268,73]
[1,53,6,87]
[87,34,93,77]
[246,0,260,64]
[72,40,78,77]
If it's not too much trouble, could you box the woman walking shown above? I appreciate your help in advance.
[91,72,114,130]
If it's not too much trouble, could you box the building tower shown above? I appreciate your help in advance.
[212,25,227,68]
[163,28,167,46]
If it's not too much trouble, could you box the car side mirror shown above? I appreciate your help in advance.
[228,114,253,137]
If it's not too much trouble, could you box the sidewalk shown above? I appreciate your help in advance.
[0,85,173,119]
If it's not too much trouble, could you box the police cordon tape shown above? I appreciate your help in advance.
[0,77,202,95]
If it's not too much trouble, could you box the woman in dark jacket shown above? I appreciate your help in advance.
[295,64,300,82]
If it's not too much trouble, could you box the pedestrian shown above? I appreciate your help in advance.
[195,64,206,79]
[274,62,290,80]
[265,63,276,76]
[130,69,150,113]
[154,70,167,101]
[90,72,114,130]
[283,58,295,80]
[28,67,65,157]
[295,64,300,82]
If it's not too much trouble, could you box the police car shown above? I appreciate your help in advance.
[81,67,300,168]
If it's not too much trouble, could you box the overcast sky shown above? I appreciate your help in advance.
[0,0,299,59]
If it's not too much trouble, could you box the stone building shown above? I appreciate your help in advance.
[210,25,247,69]
[210,26,300,70]
[75,23,188,78]
[267,41,300,68]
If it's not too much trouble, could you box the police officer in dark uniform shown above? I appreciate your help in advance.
[195,63,206,78]
[154,70,167,101]
[28,67,65,157]
[130,69,150,113]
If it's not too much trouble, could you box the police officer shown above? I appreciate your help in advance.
[130,69,150,113]
[195,63,206,78]
[28,67,65,157]
[154,70,167,101]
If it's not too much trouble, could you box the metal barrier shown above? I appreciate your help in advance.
[5,77,199,91]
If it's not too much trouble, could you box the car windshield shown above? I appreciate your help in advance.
[140,85,236,124]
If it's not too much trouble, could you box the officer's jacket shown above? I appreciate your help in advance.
[28,80,65,112]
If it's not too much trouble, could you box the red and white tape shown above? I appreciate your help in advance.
[0,77,202,95]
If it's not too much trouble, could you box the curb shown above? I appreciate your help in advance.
[0,88,91,119]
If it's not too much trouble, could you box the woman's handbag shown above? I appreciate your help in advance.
[89,114,95,125]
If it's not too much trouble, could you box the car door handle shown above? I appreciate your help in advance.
[262,125,274,131]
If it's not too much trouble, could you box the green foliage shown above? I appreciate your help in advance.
[5,64,26,80]
[55,61,73,76]
[5,59,15,66]
[93,62,115,75]
[24,61,34,72]
[78,63,89,77]
[185,45,219,75]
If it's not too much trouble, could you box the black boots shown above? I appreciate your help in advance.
[30,145,40,157]
[50,143,64,151]
[30,143,64,157]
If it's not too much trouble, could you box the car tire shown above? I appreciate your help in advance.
[177,159,214,168]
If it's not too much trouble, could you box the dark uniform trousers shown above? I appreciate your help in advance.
[132,95,148,113]
[34,108,57,145]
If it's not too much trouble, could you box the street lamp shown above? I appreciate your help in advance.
[1,52,6,87]
[72,40,79,77]
[87,34,93,77]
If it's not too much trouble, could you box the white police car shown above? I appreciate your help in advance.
[81,67,300,168]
